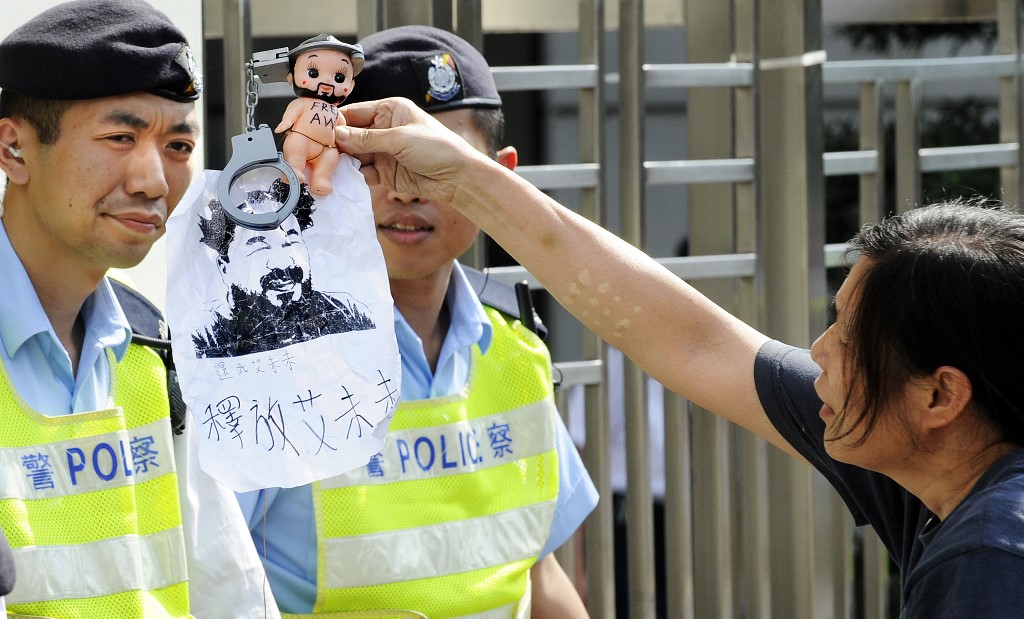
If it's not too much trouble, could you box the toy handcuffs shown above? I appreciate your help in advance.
[215,125,301,231]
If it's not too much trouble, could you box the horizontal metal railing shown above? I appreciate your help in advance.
[256,55,1013,191]
[488,243,850,296]
[500,54,1016,192]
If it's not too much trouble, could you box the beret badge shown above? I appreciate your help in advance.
[347,25,501,112]
[420,53,462,104]
[174,44,204,97]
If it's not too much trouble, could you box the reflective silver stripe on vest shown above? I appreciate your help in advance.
[449,600,524,619]
[319,400,557,489]
[322,499,557,588]
[0,418,174,500]
[6,527,188,604]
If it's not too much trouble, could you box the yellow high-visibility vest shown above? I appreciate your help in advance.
[0,343,191,618]
[294,308,559,619]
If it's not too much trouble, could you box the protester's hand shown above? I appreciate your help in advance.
[336,97,496,206]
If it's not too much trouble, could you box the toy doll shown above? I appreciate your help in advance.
[275,34,364,196]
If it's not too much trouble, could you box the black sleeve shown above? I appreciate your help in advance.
[754,341,950,575]
[754,341,907,530]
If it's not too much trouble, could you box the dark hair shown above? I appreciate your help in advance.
[471,107,504,156]
[840,201,1024,447]
[0,90,71,144]
[199,180,317,262]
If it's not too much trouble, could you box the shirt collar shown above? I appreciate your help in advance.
[87,278,133,363]
[446,261,493,355]
[0,219,132,361]
[391,260,493,362]
[0,220,53,358]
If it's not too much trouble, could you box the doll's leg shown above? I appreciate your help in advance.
[309,147,340,196]
[280,132,310,184]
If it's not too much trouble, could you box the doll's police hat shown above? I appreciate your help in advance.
[346,25,501,113]
[289,34,365,77]
[0,0,202,102]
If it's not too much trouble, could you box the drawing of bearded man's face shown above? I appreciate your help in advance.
[219,214,311,308]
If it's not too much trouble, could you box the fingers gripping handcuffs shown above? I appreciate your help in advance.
[216,48,301,230]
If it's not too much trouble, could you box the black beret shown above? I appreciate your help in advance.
[0,0,202,102]
[290,34,365,77]
[347,25,500,113]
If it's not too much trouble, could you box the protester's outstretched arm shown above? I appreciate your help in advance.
[338,98,796,457]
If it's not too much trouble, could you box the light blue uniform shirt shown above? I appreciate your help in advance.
[0,221,130,415]
[237,262,598,613]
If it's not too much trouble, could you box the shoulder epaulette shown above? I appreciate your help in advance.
[109,278,186,436]
[462,266,548,341]
[110,278,167,343]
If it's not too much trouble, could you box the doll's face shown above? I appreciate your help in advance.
[290,49,355,105]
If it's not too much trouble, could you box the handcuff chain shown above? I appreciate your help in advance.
[244,62,259,133]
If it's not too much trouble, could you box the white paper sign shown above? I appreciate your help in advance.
[165,157,400,491]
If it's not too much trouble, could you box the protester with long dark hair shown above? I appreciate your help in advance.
[336,98,1024,617]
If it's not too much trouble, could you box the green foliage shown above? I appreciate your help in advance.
[823,117,862,244]
[921,98,1000,204]
[835,23,996,55]
[824,97,1001,244]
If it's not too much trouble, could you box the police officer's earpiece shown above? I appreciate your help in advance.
[0,141,21,159]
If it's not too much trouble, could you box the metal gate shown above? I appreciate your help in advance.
[213,1,1024,617]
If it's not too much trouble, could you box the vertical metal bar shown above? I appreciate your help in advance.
[441,0,485,270]
[736,430,771,618]
[222,0,251,140]
[757,0,826,616]
[998,0,1022,210]
[862,529,892,619]
[384,0,432,27]
[817,476,854,618]
[731,0,772,616]
[356,0,384,39]
[894,79,921,214]
[619,1,656,618]
[623,364,654,617]
[765,453,816,618]
[691,409,733,618]
[579,1,614,617]
[434,0,454,31]
[455,0,483,271]
[1018,0,1024,209]
[663,393,693,619]
[859,81,885,224]
[579,0,606,232]
[455,0,483,50]
[840,507,856,618]
[685,0,739,614]
[553,386,577,583]
[584,358,613,619]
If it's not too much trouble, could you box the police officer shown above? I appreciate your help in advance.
[0,1,276,616]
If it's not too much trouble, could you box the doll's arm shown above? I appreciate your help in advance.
[274,98,305,134]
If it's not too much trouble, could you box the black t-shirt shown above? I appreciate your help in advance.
[755,340,1024,618]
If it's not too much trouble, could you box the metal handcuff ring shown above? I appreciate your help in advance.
[216,125,301,230]
[216,52,302,231]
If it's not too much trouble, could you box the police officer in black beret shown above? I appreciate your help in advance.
[0,1,277,617]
